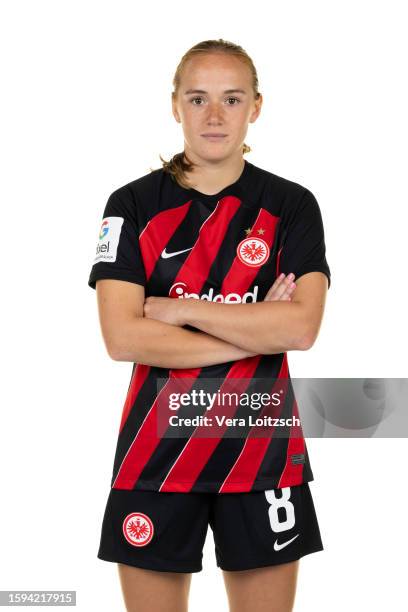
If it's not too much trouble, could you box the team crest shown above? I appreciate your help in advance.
[236,237,270,267]
[122,512,154,547]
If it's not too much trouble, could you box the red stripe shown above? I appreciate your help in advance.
[171,195,242,292]
[159,356,261,492]
[118,364,151,433]
[139,201,192,280]
[276,245,283,277]
[218,356,289,492]
[112,368,201,489]
[221,209,280,295]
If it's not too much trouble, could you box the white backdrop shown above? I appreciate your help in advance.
[1,0,407,610]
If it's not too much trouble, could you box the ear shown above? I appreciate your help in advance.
[172,95,181,123]
[249,93,263,123]
[290,271,329,348]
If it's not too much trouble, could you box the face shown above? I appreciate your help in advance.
[172,53,262,164]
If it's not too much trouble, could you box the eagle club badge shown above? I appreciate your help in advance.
[122,512,154,547]
[236,236,270,267]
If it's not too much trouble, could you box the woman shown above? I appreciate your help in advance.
[88,39,331,612]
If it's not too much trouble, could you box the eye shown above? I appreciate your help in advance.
[189,96,241,105]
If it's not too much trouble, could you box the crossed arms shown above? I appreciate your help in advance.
[95,272,328,368]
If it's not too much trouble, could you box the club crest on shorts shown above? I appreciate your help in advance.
[236,237,270,267]
[122,512,154,547]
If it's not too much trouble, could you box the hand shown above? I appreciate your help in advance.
[143,273,297,326]
[264,273,296,302]
[143,295,188,326]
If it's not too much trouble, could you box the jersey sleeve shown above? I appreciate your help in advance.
[278,189,331,289]
[88,188,146,290]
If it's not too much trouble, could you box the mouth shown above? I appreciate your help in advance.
[201,134,227,141]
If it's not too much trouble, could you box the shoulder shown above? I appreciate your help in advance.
[252,162,311,200]
[109,166,164,202]
[249,163,320,220]
[104,167,169,223]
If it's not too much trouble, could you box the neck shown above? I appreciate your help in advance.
[183,155,245,196]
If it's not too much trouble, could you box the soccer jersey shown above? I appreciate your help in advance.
[88,160,331,493]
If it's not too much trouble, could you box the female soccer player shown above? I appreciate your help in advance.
[88,39,331,612]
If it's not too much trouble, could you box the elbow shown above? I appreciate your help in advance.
[107,342,123,361]
[108,343,142,362]
[108,339,141,362]
[104,331,135,362]
[296,328,318,351]
[104,316,145,362]
[101,328,126,361]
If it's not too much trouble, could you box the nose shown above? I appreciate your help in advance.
[206,102,224,124]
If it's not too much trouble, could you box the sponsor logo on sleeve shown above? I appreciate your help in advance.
[93,216,124,264]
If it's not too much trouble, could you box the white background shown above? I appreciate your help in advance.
[1,0,407,610]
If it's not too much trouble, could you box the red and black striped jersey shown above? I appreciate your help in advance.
[88,160,331,493]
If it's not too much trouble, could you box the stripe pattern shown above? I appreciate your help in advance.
[110,194,313,492]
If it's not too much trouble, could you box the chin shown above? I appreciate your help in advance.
[196,146,232,162]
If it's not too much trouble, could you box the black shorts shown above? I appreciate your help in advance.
[97,482,323,573]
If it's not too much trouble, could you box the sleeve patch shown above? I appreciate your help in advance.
[93,216,124,264]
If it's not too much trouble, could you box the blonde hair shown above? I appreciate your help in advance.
[159,38,261,189]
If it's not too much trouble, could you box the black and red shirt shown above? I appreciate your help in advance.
[88,160,331,493]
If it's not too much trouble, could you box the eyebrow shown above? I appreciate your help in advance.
[183,88,247,95]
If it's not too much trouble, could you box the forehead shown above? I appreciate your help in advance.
[181,54,251,89]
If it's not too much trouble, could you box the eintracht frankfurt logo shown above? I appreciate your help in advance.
[122,512,154,547]
[236,237,270,267]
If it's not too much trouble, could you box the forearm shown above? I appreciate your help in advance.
[182,300,310,354]
[112,317,258,367]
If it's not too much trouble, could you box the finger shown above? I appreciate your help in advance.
[281,280,296,298]
[282,284,296,299]
[272,275,296,300]
[264,273,288,300]
[272,273,295,293]
[273,279,297,302]
[264,281,296,302]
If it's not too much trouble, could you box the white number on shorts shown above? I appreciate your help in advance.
[265,487,296,533]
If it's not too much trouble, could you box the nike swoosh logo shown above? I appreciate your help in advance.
[273,534,299,551]
[161,247,193,259]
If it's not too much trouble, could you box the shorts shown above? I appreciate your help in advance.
[97,482,324,573]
